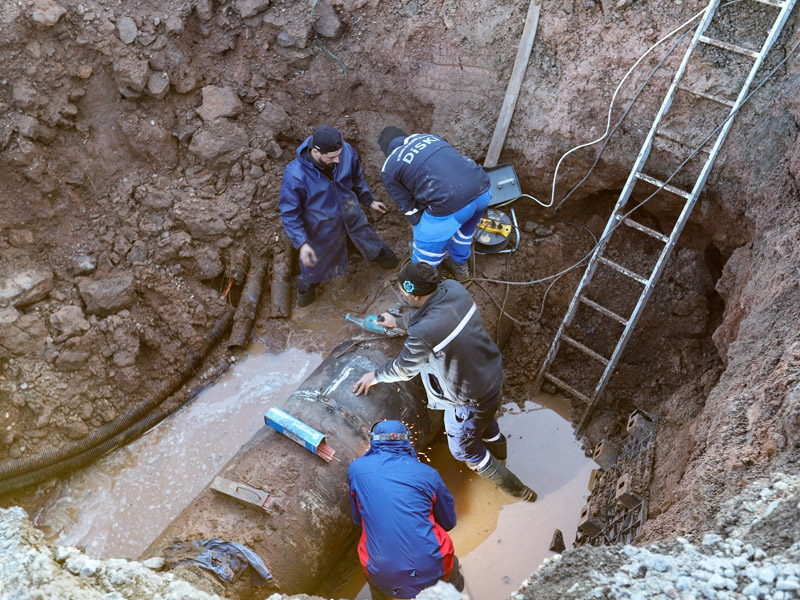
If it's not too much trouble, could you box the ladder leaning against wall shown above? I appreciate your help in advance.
[533,0,797,432]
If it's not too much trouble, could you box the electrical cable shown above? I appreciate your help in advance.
[476,9,800,290]
[310,0,348,77]
[473,23,698,289]
[496,252,512,339]
[473,5,799,328]
[543,18,700,253]
[552,24,700,217]
[550,0,761,217]
[550,5,710,213]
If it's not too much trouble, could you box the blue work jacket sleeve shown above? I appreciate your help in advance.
[375,334,432,383]
[278,172,309,249]
[348,478,363,526]
[432,477,457,531]
[349,151,376,207]
[381,171,421,225]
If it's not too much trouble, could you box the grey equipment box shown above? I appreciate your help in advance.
[484,163,522,206]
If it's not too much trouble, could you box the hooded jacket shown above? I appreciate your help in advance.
[279,137,387,284]
[348,421,457,598]
[375,279,504,409]
[380,133,490,225]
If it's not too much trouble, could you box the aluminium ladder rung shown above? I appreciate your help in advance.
[562,335,610,366]
[699,35,760,59]
[654,130,711,154]
[616,215,670,243]
[636,172,693,200]
[677,84,736,108]
[579,295,628,325]
[597,256,648,285]
[543,372,591,405]
[535,0,796,421]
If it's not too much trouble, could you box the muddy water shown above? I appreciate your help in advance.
[32,345,322,559]
[337,394,594,600]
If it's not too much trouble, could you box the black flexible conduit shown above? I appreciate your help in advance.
[0,308,235,495]
[0,255,266,494]
[0,352,233,494]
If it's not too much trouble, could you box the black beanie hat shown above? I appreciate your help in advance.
[397,262,439,296]
[311,125,343,153]
[378,126,408,157]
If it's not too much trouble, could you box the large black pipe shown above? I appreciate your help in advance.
[0,307,234,484]
[142,338,441,595]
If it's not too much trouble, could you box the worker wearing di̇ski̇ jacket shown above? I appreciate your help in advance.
[353,262,537,502]
[278,125,397,307]
[348,420,464,599]
[377,126,491,281]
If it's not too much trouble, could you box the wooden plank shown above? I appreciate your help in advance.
[483,0,541,168]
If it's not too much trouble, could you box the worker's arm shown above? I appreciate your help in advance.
[375,334,432,383]
[432,477,457,531]
[381,172,421,225]
[348,488,363,526]
[278,173,310,250]
[349,151,377,207]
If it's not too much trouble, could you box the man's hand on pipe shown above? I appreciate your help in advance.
[353,371,378,396]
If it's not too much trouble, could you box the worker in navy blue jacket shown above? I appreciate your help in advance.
[279,125,398,307]
[377,126,491,282]
[348,420,465,599]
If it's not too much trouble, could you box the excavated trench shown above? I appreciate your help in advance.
[1,0,799,599]
[3,179,729,598]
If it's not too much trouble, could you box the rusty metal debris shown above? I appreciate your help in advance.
[576,410,656,547]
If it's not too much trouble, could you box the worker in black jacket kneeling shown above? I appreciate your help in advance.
[353,262,536,501]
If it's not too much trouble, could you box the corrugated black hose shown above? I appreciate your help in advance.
[0,253,267,494]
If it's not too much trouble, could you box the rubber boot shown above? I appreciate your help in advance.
[483,433,507,461]
[375,249,399,270]
[444,257,470,282]
[474,454,537,502]
[297,286,316,308]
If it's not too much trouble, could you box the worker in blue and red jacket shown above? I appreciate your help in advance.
[279,125,398,307]
[377,126,491,282]
[348,420,465,599]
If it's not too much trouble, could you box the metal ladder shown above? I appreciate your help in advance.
[534,0,796,432]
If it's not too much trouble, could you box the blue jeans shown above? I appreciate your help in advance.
[443,391,501,466]
[411,189,491,266]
